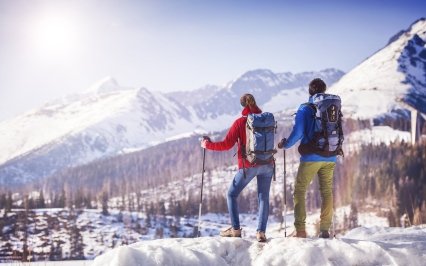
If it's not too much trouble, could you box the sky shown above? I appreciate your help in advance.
[0,0,425,121]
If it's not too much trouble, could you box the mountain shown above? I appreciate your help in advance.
[329,18,426,120]
[3,17,426,189]
[0,81,192,186]
[168,68,344,119]
[0,69,344,187]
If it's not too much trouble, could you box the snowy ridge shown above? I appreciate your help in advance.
[93,226,426,266]
[188,68,344,119]
[0,68,343,186]
[329,18,426,119]
[85,76,132,94]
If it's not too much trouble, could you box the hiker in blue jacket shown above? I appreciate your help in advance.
[278,78,338,238]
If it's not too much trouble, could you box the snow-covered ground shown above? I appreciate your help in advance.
[92,225,426,266]
[344,125,411,153]
[0,261,92,266]
[0,205,394,264]
[0,213,423,265]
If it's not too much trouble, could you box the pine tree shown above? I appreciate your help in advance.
[349,203,358,229]
[21,195,30,262]
[85,193,93,209]
[58,189,66,208]
[145,212,152,229]
[101,191,109,216]
[49,241,62,261]
[69,211,84,260]
[175,201,183,227]
[27,197,33,209]
[158,201,166,226]
[38,190,46,209]
[5,191,12,213]
[0,193,6,209]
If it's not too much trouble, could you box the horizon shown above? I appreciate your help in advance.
[0,0,425,121]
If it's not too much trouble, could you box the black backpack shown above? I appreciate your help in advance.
[298,93,344,157]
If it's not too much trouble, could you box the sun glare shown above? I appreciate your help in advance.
[30,12,81,59]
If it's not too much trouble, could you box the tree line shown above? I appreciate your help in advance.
[333,141,426,226]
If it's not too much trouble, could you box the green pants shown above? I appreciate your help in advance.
[293,162,335,232]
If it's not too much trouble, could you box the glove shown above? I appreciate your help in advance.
[278,138,287,149]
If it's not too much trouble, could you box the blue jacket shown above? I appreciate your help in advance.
[283,96,336,162]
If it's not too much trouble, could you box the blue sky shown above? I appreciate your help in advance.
[0,0,425,120]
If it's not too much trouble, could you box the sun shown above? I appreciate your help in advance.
[30,12,81,59]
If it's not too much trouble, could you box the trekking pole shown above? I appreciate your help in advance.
[198,136,208,237]
[332,208,336,238]
[332,184,336,238]
[283,139,287,237]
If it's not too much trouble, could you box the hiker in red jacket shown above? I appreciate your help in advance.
[201,93,274,242]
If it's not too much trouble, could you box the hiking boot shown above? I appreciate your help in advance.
[294,230,307,238]
[319,230,330,238]
[256,231,267,242]
[220,227,242,237]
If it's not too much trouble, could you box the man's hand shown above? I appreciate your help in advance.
[278,138,287,149]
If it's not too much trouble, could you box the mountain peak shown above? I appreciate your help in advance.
[329,18,426,119]
[241,69,276,79]
[388,17,426,45]
[410,17,426,27]
[409,17,426,38]
[86,77,127,94]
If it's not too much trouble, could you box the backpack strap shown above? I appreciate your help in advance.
[238,115,248,178]
[301,102,316,114]
[299,102,333,157]
[251,126,276,132]
[248,150,277,155]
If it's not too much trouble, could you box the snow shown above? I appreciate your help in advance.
[1,204,422,266]
[84,76,132,94]
[92,226,426,266]
[0,67,345,185]
[344,126,411,153]
[262,87,307,113]
[0,88,137,165]
[0,261,93,266]
[329,18,426,119]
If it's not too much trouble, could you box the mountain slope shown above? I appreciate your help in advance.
[0,79,198,186]
[0,69,343,186]
[329,18,426,119]
[172,68,344,119]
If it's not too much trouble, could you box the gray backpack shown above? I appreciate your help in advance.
[245,112,277,164]
[299,93,344,157]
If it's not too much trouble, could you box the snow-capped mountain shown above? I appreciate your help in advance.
[0,69,343,186]
[171,68,344,119]
[329,18,426,119]
[0,79,195,185]
[3,18,426,188]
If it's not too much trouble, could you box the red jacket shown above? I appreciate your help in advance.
[205,105,262,169]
